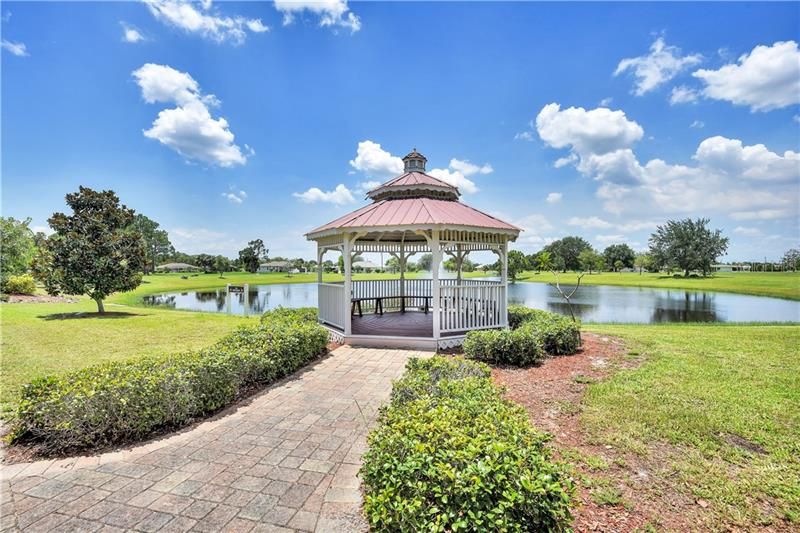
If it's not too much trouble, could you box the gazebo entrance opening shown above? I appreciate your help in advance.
[306,149,520,350]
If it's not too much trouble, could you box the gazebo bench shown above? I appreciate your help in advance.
[351,296,430,317]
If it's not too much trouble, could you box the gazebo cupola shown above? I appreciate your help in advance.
[306,148,521,350]
[402,148,427,172]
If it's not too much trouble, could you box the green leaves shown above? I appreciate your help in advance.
[362,356,573,532]
[10,307,327,454]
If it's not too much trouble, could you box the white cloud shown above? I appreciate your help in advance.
[356,180,382,195]
[614,37,702,95]
[293,184,355,205]
[144,0,268,45]
[794,115,800,124]
[121,22,146,43]
[554,154,578,169]
[694,136,800,181]
[546,192,562,204]
[133,63,248,167]
[669,85,699,105]
[599,97,613,107]
[31,225,54,236]
[274,0,361,33]
[449,158,493,176]
[734,226,763,237]
[428,168,479,194]
[1,39,28,56]
[349,140,404,178]
[514,131,534,142]
[513,214,556,249]
[568,216,613,229]
[693,41,800,112]
[690,120,705,129]
[222,189,247,204]
[536,103,644,163]
[595,234,626,245]
[730,209,794,221]
[168,227,245,255]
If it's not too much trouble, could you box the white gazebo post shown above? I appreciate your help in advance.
[501,239,509,327]
[316,246,324,284]
[343,234,353,335]
[431,229,442,340]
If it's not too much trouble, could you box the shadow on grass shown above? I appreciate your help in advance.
[37,311,146,321]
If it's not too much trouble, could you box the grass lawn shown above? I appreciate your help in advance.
[467,270,800,300]
[581,323,800,527]
[0,299,251,415]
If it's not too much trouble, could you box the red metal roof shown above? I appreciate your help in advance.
[307,197,519,236]
[367,171,457,195]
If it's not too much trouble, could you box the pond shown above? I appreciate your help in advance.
[141,282,800,323]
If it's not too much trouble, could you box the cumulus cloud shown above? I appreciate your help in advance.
[513,214,556,249]
[536,103,644,165]
[694,136,800,181]
[222,189,247,204]
[349,140,404,178]
[614,37,702,95]
[546,192,562,204]
[733,226,763,237]
[693,40,800,112]
[144,0,268,45]
[121,22,146,43]
[293,184,355,205]
[514,131,534,142]
[450,158,493,176]
[133,63,248,167]
[599,97,613,107]
[1,39,28,56]
[568,216,657,233]
[690,120,705,129]
[274,0,361,33]
[669,85,699,105]
[168,227,245,255]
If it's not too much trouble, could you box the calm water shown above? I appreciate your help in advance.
[141,282,800,323]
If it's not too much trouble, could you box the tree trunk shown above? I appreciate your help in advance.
[684,268,690,277]
[95,298,105,313]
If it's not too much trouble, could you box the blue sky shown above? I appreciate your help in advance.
[3,1,799,262]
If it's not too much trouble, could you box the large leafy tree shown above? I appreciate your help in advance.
[130,214,173,273]
[544,236,592,271]
[578,248,604,273]
[33,187,145,312]
[238,239,268,273]
[634,252,653,275]
[534,250,553,272]
[782,248,800,272]
[506,250,528,282]
[603,243,636,271]
[0,217,36,289]
[649,218,728,277]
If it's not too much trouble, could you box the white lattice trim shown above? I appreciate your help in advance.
[326,328,345,345]
[437,337,465,350]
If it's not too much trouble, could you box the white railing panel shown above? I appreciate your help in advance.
[319,283,345,329]
[439,282,505,333]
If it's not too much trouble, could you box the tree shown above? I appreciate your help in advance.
[578,248,604,274]
[130,214,173,273]
[649,218,729,277]
[603,243,635,271]
[239,239,268,273]
[634,252,653,275]
[416,253,433,271]
[0,217,36,289]
[32,187,145,313]
[195,253,215,273]
[507,250,527,282]
[545,236,592,271]
[213,256,231,277]
[534,250,553,273]
[782,248,800,272]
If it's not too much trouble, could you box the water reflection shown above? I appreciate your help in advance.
[141,281,800,323]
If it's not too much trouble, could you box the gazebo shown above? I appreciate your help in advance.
[306,149,521,349]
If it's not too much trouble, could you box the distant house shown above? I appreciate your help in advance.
[258,261,291,273]
[712,264,752,272]
[156,262,200,273]
[353,260,380,272]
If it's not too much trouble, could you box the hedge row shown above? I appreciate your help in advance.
[10,308,328,453]
[463,307,581,366]
[362,356,573,532]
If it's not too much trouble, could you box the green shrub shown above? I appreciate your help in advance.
[260,306,318,324]
[508,306,581,356]
[9,312,328,453]
[3,273,36,295]
[362,356,572,532]
[463,324,545,366]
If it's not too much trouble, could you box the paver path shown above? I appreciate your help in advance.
[0,347,431,532]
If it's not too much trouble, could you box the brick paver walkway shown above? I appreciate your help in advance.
[0,347,430,532]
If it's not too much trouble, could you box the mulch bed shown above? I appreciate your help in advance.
[491,333,702,532]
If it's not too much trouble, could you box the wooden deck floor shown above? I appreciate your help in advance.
[352,311,433,338]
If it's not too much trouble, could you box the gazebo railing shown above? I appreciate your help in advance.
[439,282,506,333]
[319,282,345,329]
